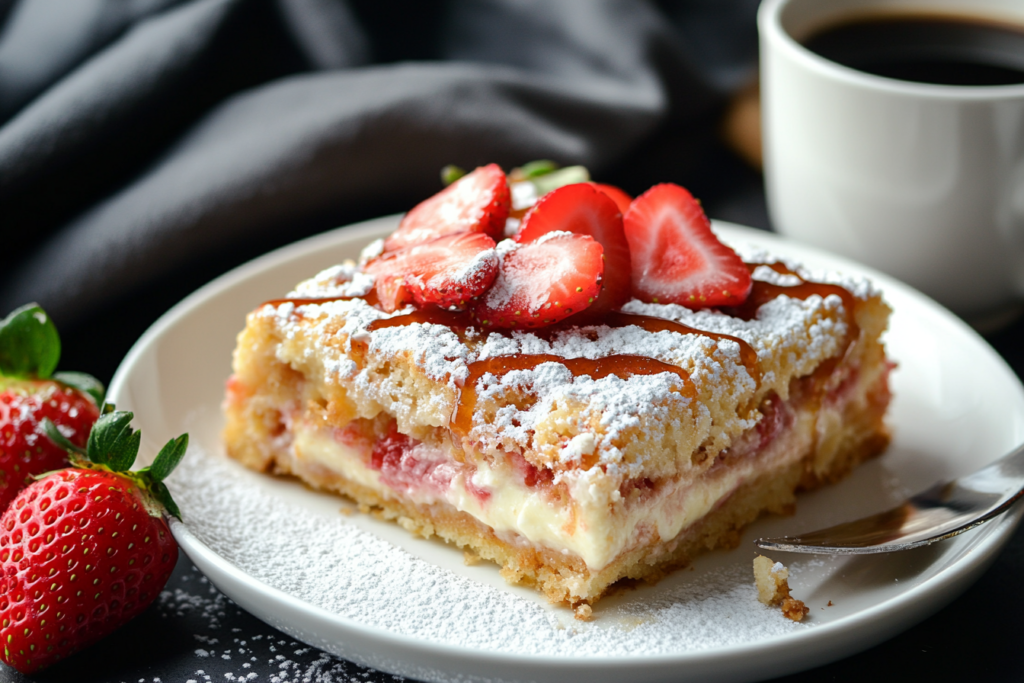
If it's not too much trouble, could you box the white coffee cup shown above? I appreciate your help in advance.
[759,0,1024,327]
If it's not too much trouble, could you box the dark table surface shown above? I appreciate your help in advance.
[4,156,1023,683]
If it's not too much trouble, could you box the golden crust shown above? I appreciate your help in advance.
[224,338,890,605]
[223,263,893,606]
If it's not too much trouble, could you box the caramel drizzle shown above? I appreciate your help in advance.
[367,309,474,334]
[723,263,860,354]
[599,312,761,386]
[258,260,860,434]
[452,354,695,436]
[260,290,380,310]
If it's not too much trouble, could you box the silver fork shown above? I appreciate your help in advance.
[755,442,1024,554]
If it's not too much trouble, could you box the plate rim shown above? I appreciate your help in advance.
[108,216,1024,681]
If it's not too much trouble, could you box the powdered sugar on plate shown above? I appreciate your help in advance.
[169,445,804,658]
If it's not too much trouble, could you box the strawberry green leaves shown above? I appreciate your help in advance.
[42,409,189,520]
[142,434,189,519]
[148,434,189,481]
[531,165,590,195]
[508,160,592,196]
[41,418,88,457]
[518,159,558,178]
[42,410,140,469]
[88,410,142,471]
[0,303,60,379]
[0,303,106,405]
[140,436,188,520]
[52,371,106,405]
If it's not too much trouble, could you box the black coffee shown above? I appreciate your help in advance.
[803,14,1024,86]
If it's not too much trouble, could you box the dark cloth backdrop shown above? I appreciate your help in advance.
[0,0,761,343]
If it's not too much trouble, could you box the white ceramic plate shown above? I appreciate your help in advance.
[108,217,1024,683]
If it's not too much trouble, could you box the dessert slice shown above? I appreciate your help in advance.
[222,167,892,607]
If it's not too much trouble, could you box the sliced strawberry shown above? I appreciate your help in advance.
[384,164,510,251]
[473,232,603,329]
[624,183,751,307]
[515,183,631,313]
[588,182,633,214]
[365,232,499,312]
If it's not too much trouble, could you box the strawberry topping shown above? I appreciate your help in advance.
[384,164,510,251]
[624,183,751,307]
[473,232,603,328]
[588,182,633,214]
[365,232,499,312]
[515,183,631,313]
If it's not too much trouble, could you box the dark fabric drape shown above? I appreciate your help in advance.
[0,0,759,331]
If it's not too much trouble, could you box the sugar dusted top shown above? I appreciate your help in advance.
[252,234,873,482]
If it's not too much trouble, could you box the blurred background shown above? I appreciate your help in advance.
[0,0,765,382]
[1,1,1022,682]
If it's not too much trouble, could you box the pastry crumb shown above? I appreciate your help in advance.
[753,555,789,605]
[753,555,807,621]
[781,596,809,622]
[463,551,481,566]
[574,603,594,621]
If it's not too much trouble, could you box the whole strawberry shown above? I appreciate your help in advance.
[0,303,105,512]
[0,410,187,674]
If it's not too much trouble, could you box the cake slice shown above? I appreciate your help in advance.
[222,169,892,607]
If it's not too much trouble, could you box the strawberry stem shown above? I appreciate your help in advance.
[519,159,559,178]
[440,165,466,186]
[532,165,590,195]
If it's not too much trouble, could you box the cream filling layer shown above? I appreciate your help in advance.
[288,401,829,570]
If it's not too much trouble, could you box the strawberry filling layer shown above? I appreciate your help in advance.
[281,355,879,571]
[369,425,490,504]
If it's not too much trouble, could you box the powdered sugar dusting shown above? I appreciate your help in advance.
[736,245,880,300]
[170,446,804,659]
[483,234,586,310]
[450,246,498,288]
[290,262,374,299]
[255,243,867,472]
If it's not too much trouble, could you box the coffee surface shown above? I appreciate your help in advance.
[804,15,1024,86]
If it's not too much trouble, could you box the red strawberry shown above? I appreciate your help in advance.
[624,183,751,307]
[0,410,188,674]
[365,232,499,312]
[472,232,604,329]
[0,304,104,514]
[384,164,510,251]
[0,383,100,512]
[515,183,632,314]
[588,182,633,214]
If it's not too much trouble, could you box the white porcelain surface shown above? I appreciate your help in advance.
[760,0,1024,321]
[108,217,1024,683]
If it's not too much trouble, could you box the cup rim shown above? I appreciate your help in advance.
[758,0,1024,100]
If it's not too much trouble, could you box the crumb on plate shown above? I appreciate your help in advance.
[754,555,808,622]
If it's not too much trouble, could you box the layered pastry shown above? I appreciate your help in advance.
[223,164,892,607]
